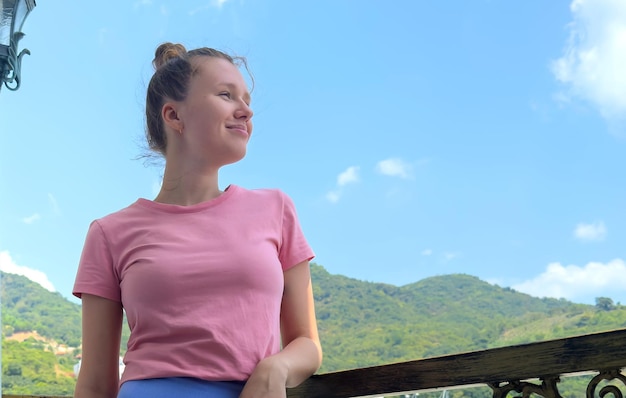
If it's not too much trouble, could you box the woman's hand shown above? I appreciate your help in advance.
[239,356,288,398]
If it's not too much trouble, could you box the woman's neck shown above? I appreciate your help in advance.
[154,165,223,206]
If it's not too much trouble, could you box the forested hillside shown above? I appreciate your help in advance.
[1,272,82,346]
[1,272,81,394]
[309,265,625,371]
[2,266,626,396]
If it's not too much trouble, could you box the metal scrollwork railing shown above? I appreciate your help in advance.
[489,376,563,398]
[587,369,626,398]
[3,31,30,91]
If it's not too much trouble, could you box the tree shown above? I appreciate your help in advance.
[595,297,615,312]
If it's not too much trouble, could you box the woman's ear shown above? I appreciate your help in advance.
[162,102,184,134]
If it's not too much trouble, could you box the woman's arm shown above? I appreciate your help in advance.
[240,261,323,397]
[277,260,323,386]
[74,293,124,398]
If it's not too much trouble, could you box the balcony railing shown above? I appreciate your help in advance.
[3,328,626,398]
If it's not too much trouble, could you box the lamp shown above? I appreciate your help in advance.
[0,0,36,91]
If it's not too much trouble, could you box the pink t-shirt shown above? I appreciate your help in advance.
[73,185,314,384]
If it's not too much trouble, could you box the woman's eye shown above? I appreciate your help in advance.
[219,92,231,99]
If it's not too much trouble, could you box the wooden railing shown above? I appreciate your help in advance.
[4,328,626,398]
[286,328,626,398]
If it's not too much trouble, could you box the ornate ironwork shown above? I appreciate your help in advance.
[0,0,37,92]
[586,369,626,398]
[1,31,30,91]
[489,376,563,398]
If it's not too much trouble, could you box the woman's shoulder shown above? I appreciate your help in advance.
[233,185,292,204]
[232,186,302,220]
[91,199,147,227]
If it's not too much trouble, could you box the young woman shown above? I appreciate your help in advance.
[73,42,322,398]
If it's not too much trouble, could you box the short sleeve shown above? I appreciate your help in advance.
[72,220,121,302]
[278,191,315,271]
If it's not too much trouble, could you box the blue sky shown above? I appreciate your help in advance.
[1,0,625,306]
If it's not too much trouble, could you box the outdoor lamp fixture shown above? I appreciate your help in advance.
[0,0,36,91]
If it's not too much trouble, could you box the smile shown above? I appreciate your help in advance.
[226,124,248,136]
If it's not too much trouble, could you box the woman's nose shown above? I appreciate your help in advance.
[235,100,253,121]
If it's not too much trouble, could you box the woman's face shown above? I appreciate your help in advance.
[175,56,253,168]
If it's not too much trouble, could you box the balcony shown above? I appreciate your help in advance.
[3,328,625,398]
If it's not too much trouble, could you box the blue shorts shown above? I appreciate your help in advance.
[118,377,246,398]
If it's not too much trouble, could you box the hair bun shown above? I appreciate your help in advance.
[153,42,188,70]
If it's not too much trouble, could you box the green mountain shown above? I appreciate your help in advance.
[1,272,81,395]
[310,265,626,371]
[1,272,82,346]
[3,265,626,396]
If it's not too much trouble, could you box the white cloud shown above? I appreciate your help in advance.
[337,166,360,186]
[376,158,412,179]
[574,221,607,241]
[325,166,360,203]
[325,191,340,203]
[189,6,208,15]
[551,0,626,125]
[48,193,61,216]
[443,252,459,262]
[421,249,433,256]
[133,0,152,8]
[0,250,56,292]
[512,259,626,303]
[189,0,232,15]
[22,213,41,224]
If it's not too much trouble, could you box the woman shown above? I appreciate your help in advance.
[73,42,322,398]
